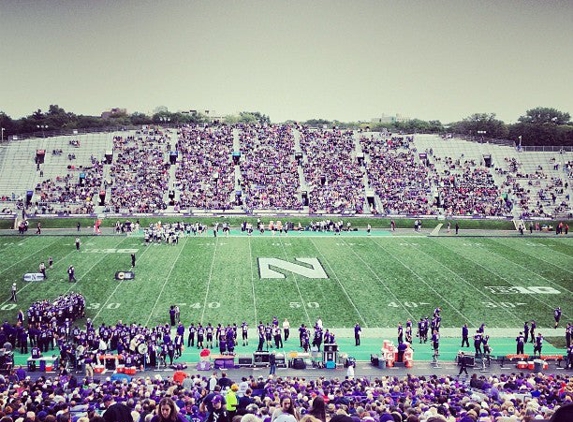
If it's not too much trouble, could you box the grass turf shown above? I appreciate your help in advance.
[1,227,572,365]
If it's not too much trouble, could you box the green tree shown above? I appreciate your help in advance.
[46,104,75,129]
[518,107,570,125]
[304,118,332,127]
[450,113,508,139]
[0,112,16,140]
[130,112,152,126]
[238,112,270,125]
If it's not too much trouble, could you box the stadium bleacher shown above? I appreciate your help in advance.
[0,125,571,222]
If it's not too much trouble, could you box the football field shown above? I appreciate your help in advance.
[1,228,571,336]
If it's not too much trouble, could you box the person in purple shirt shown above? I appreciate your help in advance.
[354,323,361,346]
[461,324,469,347]
[197,324,205,349]
[530,320,536,343]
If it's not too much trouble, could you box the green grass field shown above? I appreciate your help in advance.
[1,228,571,335]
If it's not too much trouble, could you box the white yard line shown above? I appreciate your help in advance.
[436,240,571,321]
[344,239,418,322]
[373,239,475,326]
[93,239,153,323]
[248,237,258,324]
[200,237,217,324]
[309,238,367,327]
[489,238,573,294]
[145,237,188,327]
[415,241,525,325]
[2,237,125,305]
[0,237,61,277]
[278,238,312,326]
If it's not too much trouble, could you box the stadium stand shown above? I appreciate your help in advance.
[0,125,572,221]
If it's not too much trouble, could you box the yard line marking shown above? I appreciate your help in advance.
[145,237,188,327]
[373,239,475,326]
[489,238,573,294]
[2,237,128,309]
[0,237,31,253]
[309,238,367,327]
[436,239,571,321]
[278,238,312,326]
[343,238,417,322]
[0,237,62,277]
[92,238,154,323]
[200,237,218,324]
[414,241,524,325]
[248,237,258,325]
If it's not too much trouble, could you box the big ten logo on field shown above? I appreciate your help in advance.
[82,248,138,254]
[258,258,328,279]
[485,286,560,295]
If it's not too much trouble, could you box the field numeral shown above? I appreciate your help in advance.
[388,301,428,308]
[1,304,17,311]
[87,302,121,310]
[187,302,220,309]
[83,248,137,254]
[289,302,320,308]
[482,301,525,308]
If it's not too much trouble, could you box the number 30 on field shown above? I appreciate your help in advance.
[290,302,320,308]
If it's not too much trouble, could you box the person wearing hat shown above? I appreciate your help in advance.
[102,395,133,422]
[201,385,226,415]
[10,283,17,302]
[205,395,230,422]
[226,384,239,420]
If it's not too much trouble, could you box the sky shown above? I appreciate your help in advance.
[1,0,572,124]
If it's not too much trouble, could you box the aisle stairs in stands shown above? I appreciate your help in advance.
[0,138,41,199]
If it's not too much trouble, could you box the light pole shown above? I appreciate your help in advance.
[159,116,170,127]
[477,130,486,143]
[37,124,48,138]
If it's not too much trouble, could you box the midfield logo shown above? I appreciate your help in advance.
[258,258,328,279]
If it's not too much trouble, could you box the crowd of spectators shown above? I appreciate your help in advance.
[497,157,571,219]
[0,366,571,422]
[299,128,365,214]
[109,132,171,214]
[3,126,573,218]
[174,125,235,211]
[360,135,434,216]
[33,155,104,215]
[433,165,509,217]
[239,125,302,211]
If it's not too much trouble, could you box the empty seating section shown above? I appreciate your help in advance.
[493,151,571,219]
[0,126,571,218]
